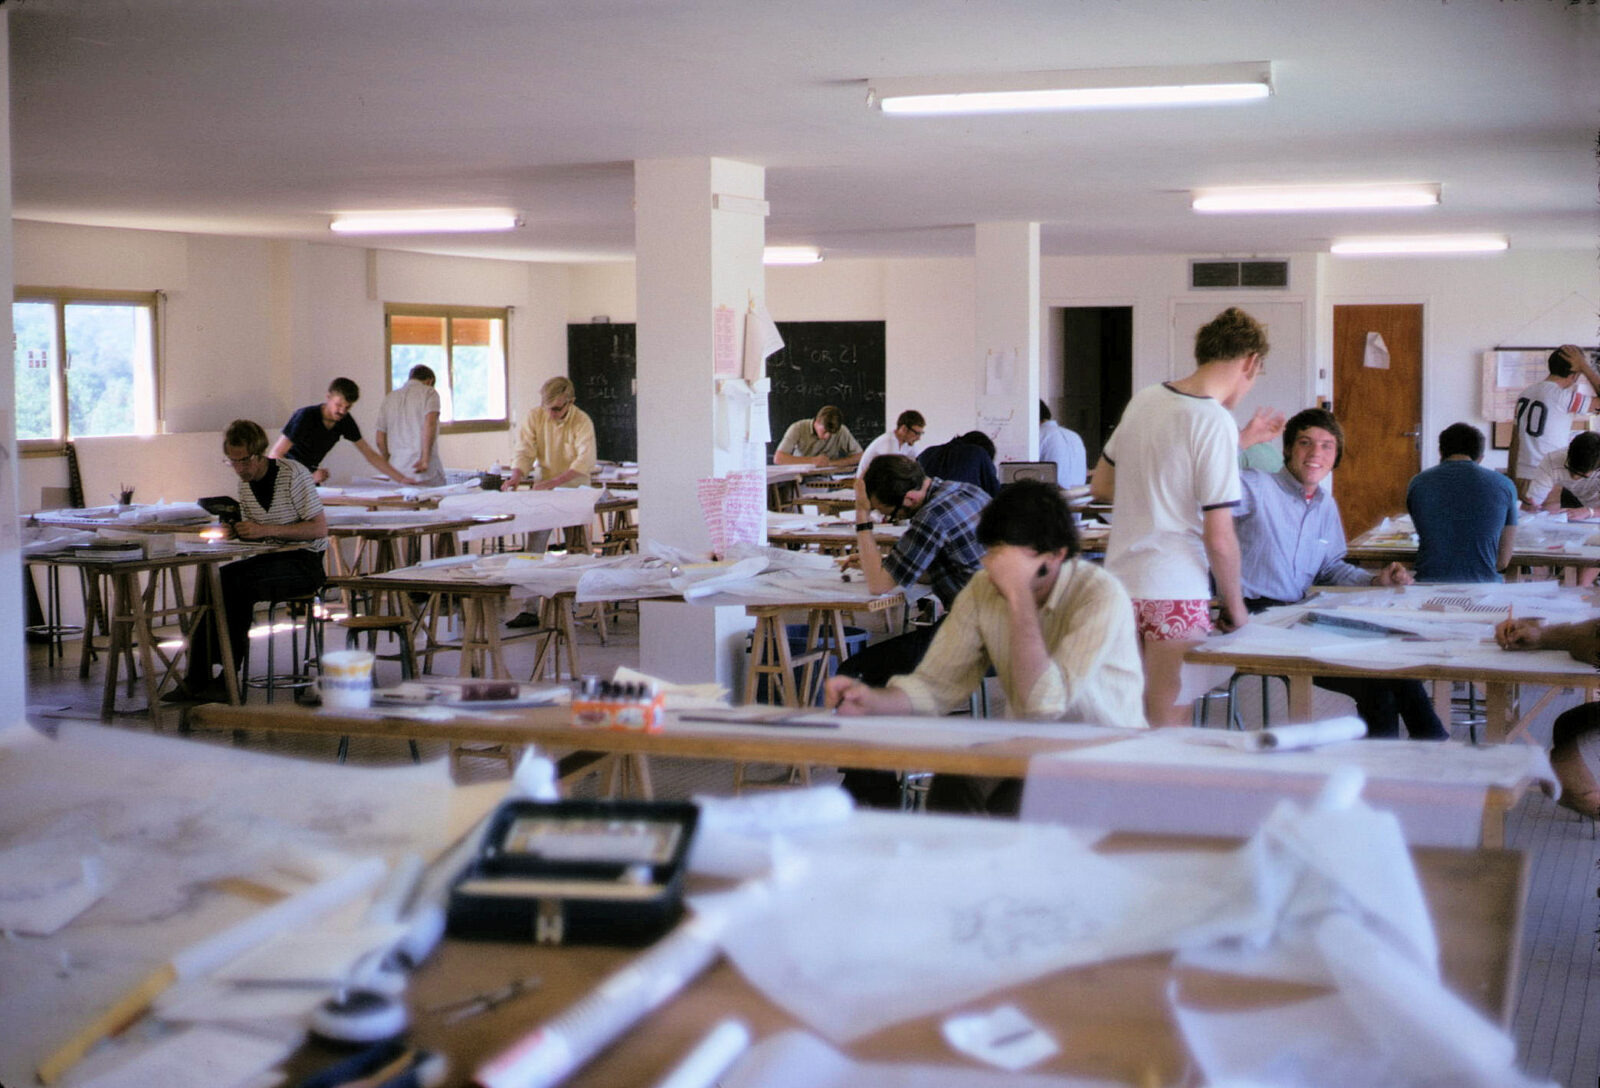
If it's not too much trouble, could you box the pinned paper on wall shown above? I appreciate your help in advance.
[1363,332,1390,370]
[715,378,774,450]
[744,304,785,383]
[983,348,1017,395]
[715,305,741,377]
[697,469,767,556]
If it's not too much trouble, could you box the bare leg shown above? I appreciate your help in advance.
[1141,636,1200,727]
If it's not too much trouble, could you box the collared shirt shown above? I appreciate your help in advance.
[374,379,445,486]
[856,431,917,479]
[774,419,862,461]
[239,457,326,553]
[281,404,361,471]
[1038,420,1087,487]
[890,558,1147,727]
[512,404,597,486]
[1233,468,1371,603]
[881,477,989,608]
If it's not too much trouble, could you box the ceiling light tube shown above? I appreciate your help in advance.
[868,62,1272,116]
[1331,236,1508,256]
[1193,183,1441,213]
[329,209,522,234]
[763,246,823,266]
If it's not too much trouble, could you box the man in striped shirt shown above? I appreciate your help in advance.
[174,419,327,702]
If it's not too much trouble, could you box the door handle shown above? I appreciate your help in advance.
[1401,428,1420,437]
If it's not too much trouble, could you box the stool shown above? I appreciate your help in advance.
[332,612,421,765]
[243,591,324,704]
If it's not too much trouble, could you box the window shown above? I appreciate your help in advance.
[14,289,159,447]
[384,304,509,431]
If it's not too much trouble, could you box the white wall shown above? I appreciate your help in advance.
[1319,249,1599,471]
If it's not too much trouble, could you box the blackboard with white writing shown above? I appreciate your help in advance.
[765,321,886,454]
[567,324,637,462]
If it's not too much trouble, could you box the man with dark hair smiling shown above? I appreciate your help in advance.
[1406,422,1518,583]
[270,376,417,485]
[1233,407,1445,739]
[827,479,1145,812]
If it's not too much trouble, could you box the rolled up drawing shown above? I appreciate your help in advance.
[1229,716,1368,752]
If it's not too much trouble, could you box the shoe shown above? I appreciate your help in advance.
[506,611,542,629]
[159,683,228,704]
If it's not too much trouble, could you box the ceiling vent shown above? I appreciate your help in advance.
[1189,258,1290,290]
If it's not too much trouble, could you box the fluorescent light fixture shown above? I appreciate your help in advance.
[1331,235,1508,256]
[1193,183,1441,213]
[867,62,1272,116]
[329,209,522,234]
[764,246,823,266]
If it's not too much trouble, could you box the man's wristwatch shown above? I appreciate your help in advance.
[855,521,874,534]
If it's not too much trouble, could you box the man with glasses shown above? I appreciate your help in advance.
[269,377,417,486]
[506,376,597,491]
[854,409,926,516]
[170,420,327,702]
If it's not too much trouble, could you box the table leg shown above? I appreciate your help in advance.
[1484,683,1515,744]
[100,572,134,721]
[133,573,163,724]
[1480,794,1507,849]
[1287,675,1315,721]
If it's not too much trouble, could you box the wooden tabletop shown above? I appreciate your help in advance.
[276,834,1525,1088]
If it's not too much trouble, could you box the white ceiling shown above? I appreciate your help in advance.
[11,0,1599,264]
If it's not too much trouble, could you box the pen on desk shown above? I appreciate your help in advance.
[650,1019,750,1088]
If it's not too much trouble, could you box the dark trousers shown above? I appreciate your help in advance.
[837,619,945,808]
[1313,675,1449,740]
[186,550,325,687]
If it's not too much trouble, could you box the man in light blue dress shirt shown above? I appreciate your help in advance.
[1233,408,1447,739]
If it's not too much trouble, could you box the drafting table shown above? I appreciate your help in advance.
[322,511,513,575]
[1185,583,1600,745]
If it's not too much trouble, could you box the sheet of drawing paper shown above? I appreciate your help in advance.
[70,1025,293,1088]
[696,811,1237,1042]
[721,1029,1121,1088]
[0,842,105,935]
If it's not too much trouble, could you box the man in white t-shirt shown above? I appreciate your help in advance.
[854,409,925,515]
[1038,401,1087,487]
[1090,306,1281,726]
[1508,345,1600,500]
[374,365,446,487]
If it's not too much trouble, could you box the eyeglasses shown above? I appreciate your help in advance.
[222,454,258,467]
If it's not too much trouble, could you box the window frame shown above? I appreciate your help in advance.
[383,303,511,435]
[14,286,163,456]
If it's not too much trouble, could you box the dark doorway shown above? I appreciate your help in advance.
[1060,306,1133,465]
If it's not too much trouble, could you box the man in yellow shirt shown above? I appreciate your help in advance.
[506,376,596,489]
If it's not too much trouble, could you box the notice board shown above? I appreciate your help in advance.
[567,324,637,462]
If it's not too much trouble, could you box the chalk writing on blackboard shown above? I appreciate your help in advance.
[765,321,887,450]
[567,324,637,461]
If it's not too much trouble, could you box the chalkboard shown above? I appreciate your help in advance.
[567,324,637,461]
[766,321,886,455]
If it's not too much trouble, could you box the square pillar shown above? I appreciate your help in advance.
[975,221,1041,462]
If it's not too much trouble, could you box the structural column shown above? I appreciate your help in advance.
[634,158,766,686]
[974,221,1041,462]
[0,10,24,727]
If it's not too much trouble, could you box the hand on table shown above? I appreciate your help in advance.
[824,675,876,714]
[1215,598,1249,633]
[1376,562,1413,587]
[1494,617,1545,651]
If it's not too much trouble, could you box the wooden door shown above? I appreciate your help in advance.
[1332,304,1423,538]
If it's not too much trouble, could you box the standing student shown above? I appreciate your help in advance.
[1037,401,1087,487]
[1508,345,1600,500]
[1406,422,1518,583]
[854,409,925,515]
[506,376,597,490]
[772,405,862,468]
[374,365,446,487]
[1090,306,1273,726]
[270,377,417,485]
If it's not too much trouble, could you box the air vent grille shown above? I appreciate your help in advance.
[1189,259,1289,290]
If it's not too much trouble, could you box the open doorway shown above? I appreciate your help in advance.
[1060,306,1133,465]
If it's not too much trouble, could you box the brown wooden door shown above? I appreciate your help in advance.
[1332,304,1423,538]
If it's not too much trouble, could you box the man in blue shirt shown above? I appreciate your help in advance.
[916,430,1000,497]
[1233,408,1445,739]
[1406,423,1518,583]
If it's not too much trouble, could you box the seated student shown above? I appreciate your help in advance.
[1405,423,1518,583]
[1494,616,1600,818]
[826,479,1146,814]
[839,454,989,684]
[1523,431,1600,516]
[1037,401,1088,487]
[773,404,862,468]
[171,420,328,702]
[917,430,1001,497]
[854,409,925,515]
[269,377,417,485]
[1233,408,1445,739]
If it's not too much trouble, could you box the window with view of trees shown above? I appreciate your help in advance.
[385,305,508,429]
[14,290,159,445]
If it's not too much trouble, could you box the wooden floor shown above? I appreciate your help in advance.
[21,608,1600,1087]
